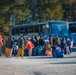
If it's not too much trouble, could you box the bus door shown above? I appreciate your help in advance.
[42,24,50,36]
[69,24,76,45]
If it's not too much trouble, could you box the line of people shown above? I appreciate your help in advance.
[0,33,74,58]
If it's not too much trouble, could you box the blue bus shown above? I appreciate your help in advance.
[49,21,69,37]
[10,21,69,39]
[68,22,76,45]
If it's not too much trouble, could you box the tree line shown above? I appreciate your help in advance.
[0,0,76,37]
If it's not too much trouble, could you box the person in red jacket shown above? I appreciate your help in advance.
[24,38,34,56]
[0,34,3,56]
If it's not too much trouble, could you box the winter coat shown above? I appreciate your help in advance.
[5,38,13,48]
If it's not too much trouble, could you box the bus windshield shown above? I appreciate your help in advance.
[50,22,68,37]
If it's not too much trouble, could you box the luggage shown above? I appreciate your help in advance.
[37,46,45,55]
[53,46,64,58]
[53,50,64,58]
[32,48,37,56]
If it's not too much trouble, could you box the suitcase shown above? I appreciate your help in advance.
[32,48,37,56]
[53,49,64,58]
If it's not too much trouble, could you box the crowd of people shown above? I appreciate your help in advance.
[0,33,74,58]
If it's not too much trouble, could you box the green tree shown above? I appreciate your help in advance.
[0,0,74,37]
[62,0,76,21]
[0,0,30,37]
[26,0,73,22]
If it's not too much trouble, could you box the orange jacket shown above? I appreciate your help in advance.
[0,35,3,46]
[24,41,34,50]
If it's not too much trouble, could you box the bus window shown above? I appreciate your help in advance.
[29,27,33,33]
[51,23,68,37]
[15,28,19,34]
[69,24,76,33]
[69,23,76,45]
[61,25,68,36]
[39,25,43,33]
[20,27,25,33]
[12,28,16,35]
[34,26,39,33]
[12,28,20,35]
[25,27,28,34]
[42,25,46,34]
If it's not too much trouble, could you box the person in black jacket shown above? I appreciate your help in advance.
[5,36,13,58]
[17,33,25,57]
[38,36,45,46]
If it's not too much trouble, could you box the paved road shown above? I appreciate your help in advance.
[0,48,76,75]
